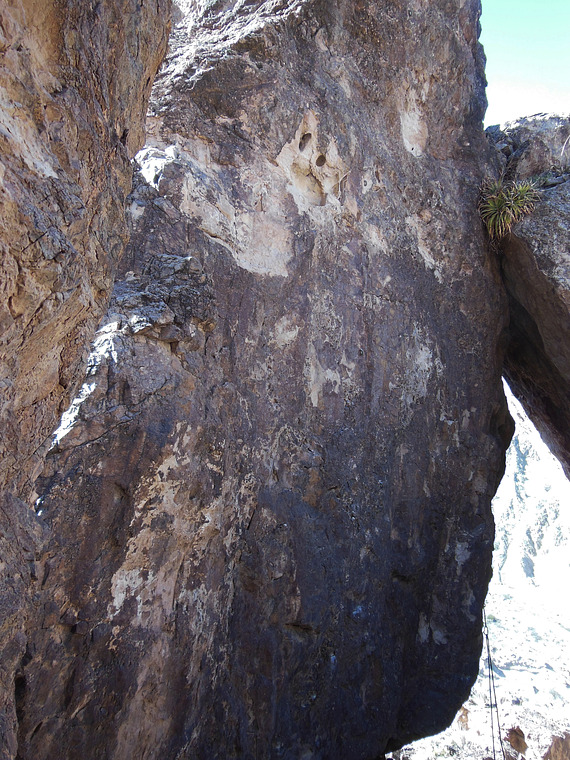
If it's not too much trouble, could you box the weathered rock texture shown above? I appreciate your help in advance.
[13,1,515,758]
[0,1,170,755]
[544,733,570,760]
[487,115,570,479]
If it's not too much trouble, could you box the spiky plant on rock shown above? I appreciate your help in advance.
[479,178,540,241]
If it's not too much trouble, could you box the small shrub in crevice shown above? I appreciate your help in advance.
[478,177,540,241]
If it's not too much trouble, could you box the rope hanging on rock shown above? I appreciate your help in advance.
[483,608,507,760]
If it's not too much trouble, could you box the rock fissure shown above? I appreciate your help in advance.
[487,115,570,479]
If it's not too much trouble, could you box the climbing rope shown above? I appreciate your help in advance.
[483,608,507,760]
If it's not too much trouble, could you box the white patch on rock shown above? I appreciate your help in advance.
[0,90,58,177]
[402,330,435,409]
[431,625,448,645]
[51,381,97,448]
[406,215,444,282]
[276,111,348,214]
[173,144,294,277]
[364,223,390,256]
[107,448,199,629]
[418,612,448,646]
[306,343,341,408]
[418,612,430,643]
[232,212,292,277]
[128,201,146,222]
[272,316,300,348]
[361,171,375,195]
[399,89,428,157]
[455,541,471,573]
[136,144,179,189]
[110,567,152,617]
[50,321,122,447]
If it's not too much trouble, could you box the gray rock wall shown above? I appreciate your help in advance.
[14,2,514,758]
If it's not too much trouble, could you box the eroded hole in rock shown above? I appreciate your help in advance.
[298,132,312,151]
[315,153,326,166]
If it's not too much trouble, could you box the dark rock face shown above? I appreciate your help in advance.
[14,2,514,758]
[0,1,170,755]
[487,116,570,479]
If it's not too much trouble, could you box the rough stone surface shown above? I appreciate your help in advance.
[487,114,570,181]
[14,2,514,758]
[0,1,170,755]
[487,115,570,479]
[544,733,570,760]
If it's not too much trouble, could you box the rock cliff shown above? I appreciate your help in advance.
[11,1,515,758]
[6,3,570,760]
[0,1,170,754]
[487,115,570,479]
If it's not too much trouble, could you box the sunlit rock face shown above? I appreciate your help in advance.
[12,2,515,758]
[0,0,171,502]
[0,1,170,756]
[487,115,570,479]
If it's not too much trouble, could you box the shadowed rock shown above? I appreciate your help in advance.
[488,115,570,479]
[14,2,515,758]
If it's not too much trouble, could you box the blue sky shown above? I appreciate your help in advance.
[480,0,570,125]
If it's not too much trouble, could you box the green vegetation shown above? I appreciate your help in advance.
[478,177,540,241]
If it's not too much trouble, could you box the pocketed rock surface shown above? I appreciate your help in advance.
[13,2,516,758]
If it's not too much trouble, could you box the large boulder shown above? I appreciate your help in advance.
[14,1,513,758]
